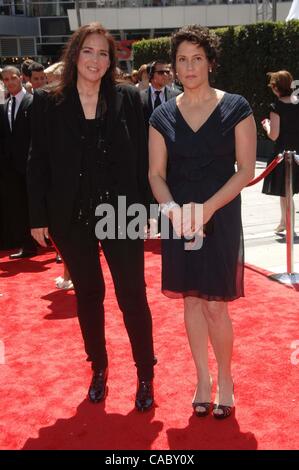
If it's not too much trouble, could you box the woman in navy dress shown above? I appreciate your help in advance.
[149,25,256,419]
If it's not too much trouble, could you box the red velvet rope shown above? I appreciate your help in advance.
[246,154,284,187]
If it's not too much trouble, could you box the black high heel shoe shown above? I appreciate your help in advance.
[212,383,234,420]
[212,403,234,419]
[192,401,212,417]
[192,376,213,417]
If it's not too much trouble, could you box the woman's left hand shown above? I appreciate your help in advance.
[202,201,215,226]
[182,201,215,238]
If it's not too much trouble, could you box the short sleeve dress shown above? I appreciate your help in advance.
[262,100,299,196]
[149,92,253,301]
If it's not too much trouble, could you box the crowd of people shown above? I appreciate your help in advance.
[0,22,298,417]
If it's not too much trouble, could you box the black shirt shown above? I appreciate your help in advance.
[75,117,108,224]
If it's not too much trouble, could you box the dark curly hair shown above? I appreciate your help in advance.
[53,22,116,98]
[170,25,220,72]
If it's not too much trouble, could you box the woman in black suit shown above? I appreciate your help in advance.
[28,22,155,411]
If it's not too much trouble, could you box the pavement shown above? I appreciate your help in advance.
[242,159,299,275]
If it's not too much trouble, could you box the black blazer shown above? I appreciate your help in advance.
[140,85,180,132]
[27,84,151,237]
[0,93,33,175]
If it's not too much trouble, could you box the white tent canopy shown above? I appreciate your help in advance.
[286,0,299,20]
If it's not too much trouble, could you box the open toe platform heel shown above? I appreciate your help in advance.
[192,401,212,417]
[213,383,234,420]
[192,376,213,417]
[212,403,234,420]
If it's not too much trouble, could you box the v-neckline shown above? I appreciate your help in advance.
[176,93,226,134]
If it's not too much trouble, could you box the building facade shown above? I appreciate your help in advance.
[0,0,293,68]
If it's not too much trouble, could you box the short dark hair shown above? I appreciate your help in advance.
[148,59,169,79]
[28,62,45,77]
[170,25,220,72]
[21,59,34,77]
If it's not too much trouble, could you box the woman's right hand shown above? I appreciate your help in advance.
[31,227,49,247]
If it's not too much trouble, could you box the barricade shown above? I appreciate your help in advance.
[247,150,299,285]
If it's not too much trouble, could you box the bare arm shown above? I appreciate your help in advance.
[149,125,185,236]
[203,114,256,223]
[148,125,173,204]
[262,111,280,141]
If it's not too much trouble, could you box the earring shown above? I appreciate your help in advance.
[209,68,212,73]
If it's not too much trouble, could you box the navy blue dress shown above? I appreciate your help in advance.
[150,93,252,301]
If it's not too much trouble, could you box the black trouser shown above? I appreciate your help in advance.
[0,167,36,250]
[52,221,155,381]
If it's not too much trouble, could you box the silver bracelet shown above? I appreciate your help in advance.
[160,200,180,217]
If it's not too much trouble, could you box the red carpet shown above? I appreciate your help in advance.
[0,241,298,450]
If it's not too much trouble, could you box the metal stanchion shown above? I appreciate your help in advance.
[270,150,299,285]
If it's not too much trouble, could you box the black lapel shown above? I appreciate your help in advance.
[164,87,168,102]
[147,88,153,115]
[105,86,124,143]
[4,98,10,133]
[61,87,86,142]
[14,93,32,126]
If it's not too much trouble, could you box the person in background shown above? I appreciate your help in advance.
[0,66,36,258]
[0,71,5,250]
[135,64,149,92]
[122,73,135,85]
[28,22,156,411]
[114,66,124,81]
[262,70,299,233]
[149,25,256,419]
[27,62,46,91]
[166,63,182,92]
[21,59,34,84]
[131,69,139,85]
[140,60,180,237]
[140,59,179,133]
[44,62,64,85]
[0,69,3,102]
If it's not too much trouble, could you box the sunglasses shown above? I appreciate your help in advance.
[155,70,170,75]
